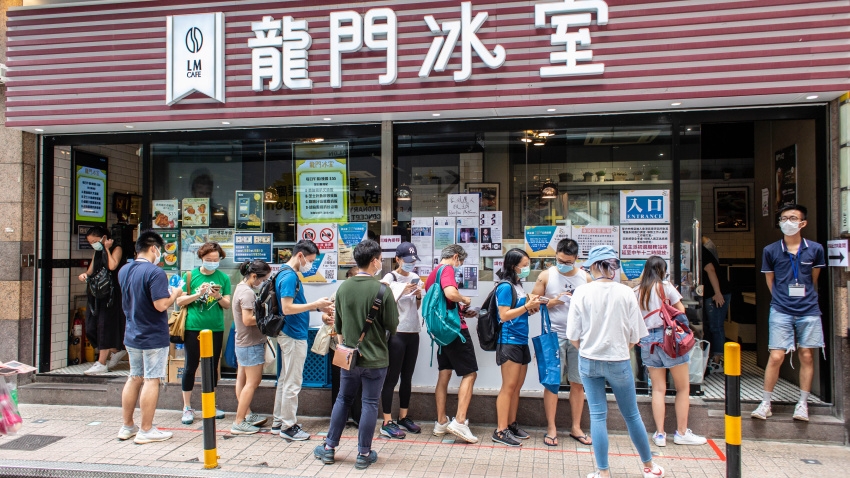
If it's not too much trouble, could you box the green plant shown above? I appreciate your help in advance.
[596,170,606,176]
[649,168,660,175]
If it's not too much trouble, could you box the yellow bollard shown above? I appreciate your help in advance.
[724,342,741,478]
[199,330,218,469]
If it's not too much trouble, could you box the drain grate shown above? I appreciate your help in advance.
[0,434,64,451]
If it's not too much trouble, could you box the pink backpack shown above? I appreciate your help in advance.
[643,284,696,359]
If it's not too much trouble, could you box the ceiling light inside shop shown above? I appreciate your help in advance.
[312,138,324,142]
[533,141,545,146]
[671,102,682,106]
[521,138,532,143]
[34,128,44,132]
[806,95,819,100]
[547,108,557,112]
[323,117,332,121]
[540,182,558,199]
[396,184,411,201]
[538,132,554,137]
[659,153,664,156]
[432,113,441,117]
[221,121,231,125]
[125,125,134,128]
[264,187,279,203]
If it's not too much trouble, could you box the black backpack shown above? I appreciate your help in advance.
[476,281,516,352]
[87,252,113,313]
[255,266,300,337]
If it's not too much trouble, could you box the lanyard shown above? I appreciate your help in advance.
[788,251,799,284]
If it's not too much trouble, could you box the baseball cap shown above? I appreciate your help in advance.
[584,245,619,267]
[396,242,421,263]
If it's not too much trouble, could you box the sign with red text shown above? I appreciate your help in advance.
[572,225,619,258]
[298,223,338,252]
[619,225,670,259]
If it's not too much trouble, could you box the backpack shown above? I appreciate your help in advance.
[421,265,465,361]
[642,284,696,359]
[255,266,300,338]
[477,281,516,352]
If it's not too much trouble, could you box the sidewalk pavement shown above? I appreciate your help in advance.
[0,404,847,477]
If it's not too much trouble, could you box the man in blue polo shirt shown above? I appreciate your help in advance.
[752,204,825,422]
[271,240,333,440]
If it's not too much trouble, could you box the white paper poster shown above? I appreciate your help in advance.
[179,228,209,270]
[455,265,479,296]
[411,217,433,257]
[447,194,480,217]
[572,225,619,258]
[493,258,504,276]
[620,190,670,224]
[620,225,671,259]
[433,217,455,256]
[380,235,402,259]
[297,223,339,253]
[479,211,503,257]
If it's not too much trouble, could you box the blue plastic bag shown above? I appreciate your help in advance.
[532,305,561,394]
[224,322,237,369]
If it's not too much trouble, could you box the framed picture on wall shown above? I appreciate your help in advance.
[466,183,499,211]
[714,187,749,232]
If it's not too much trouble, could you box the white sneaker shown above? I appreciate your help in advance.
[433,416,450,436]
[642,463,665,478]
[793,401,809,421]
[106,350,127,369]
[447,418,478,444]
[231,420,260,435]
[134,426,173,444]
[181,407,195,425]
[751,401,772,420]
[673,429,707,445]
[117,424,139,440]
[83,362,108,375]
[246,413,268,427]
[653,431,667,447]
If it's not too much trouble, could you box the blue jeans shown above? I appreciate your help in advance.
[325,365,388,454]
[704,294,731,359]
[579,357,652,471]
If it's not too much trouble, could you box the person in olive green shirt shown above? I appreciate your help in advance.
[315,240,398,470]
[174,242,232,424]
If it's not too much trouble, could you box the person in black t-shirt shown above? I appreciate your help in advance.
[701,237,730,373]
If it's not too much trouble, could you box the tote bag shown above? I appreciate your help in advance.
[532,305,561,394]
[223,322,238,369]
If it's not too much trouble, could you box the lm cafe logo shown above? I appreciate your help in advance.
[166,13,225,106]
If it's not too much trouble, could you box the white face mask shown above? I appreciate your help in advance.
[401,262,416,273]
[91,240,104,251]
[154,247,162,264]
[373,260,382,276]
[780,220,802,236]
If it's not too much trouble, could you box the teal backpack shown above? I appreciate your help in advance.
[422,265,466,363]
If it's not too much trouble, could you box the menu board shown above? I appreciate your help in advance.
[619,225,671,259]
[152,200,178,229]
[294,142,349,223]
[73,151,108,225]
[235,190,263,231]
[157,230,180,271]
[479,211,503,257]
[181,198,210,227]
[572,225,619,258]
[234,233,273,262]
[338,222,368,266]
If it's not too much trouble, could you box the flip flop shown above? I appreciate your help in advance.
[570,433,592,446]
[543,434,558,446]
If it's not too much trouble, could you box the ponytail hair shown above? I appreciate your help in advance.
[239,259,271,278]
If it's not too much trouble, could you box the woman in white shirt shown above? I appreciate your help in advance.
[636,256,707,447]
[567,245,664,478]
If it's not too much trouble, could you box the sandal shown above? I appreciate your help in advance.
[543,434,558,446]
[570,433,592,446]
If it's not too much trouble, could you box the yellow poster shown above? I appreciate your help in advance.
[294,142,348,224]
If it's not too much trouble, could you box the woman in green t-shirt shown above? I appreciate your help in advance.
[175,242,232,425]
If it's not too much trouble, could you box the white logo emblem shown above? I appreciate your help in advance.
[166,13,225,105]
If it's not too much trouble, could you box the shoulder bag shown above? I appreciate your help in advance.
[332,283,387,371]
[168,270,191,344]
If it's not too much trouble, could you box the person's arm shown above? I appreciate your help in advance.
[531,270,566,306]
[765,272,775,294]
[105,242,122,271]
[812,245,826,288]
[812,267,820,288]
[241,308,256,326]
[566,291,582,350]
[762,247,775,294]
[216,294,231,310]
[703,262,726,307]
[153,275,183,312]
[442,285,471,306]
[281,295,333,315]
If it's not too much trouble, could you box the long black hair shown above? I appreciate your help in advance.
[496,247,529,285]
[637,256,667,311]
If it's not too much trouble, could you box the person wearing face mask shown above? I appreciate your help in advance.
[175,242,232,425]
[531,239,592,447]
[230,259,273,435]
[271,240,334,441]
[78,226,131,375]
[378,242,424,439]
[753,204,826,422]
[491,248,542,447]
[567,245,663,478]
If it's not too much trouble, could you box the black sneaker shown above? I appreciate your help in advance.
[313,444,334,465]
[355,450,378,470]
[491,429,522,447]
[380,421,406,439]
[508,422,529,440]
[398,417,421,434]
[281,424,310,441]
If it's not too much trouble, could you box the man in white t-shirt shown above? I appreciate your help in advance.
[531,238,591,447]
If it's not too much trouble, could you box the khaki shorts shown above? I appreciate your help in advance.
[559,338,581,384]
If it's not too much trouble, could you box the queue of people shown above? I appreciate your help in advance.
[113,203,824,475]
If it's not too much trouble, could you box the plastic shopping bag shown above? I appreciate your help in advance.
[688,340,710,384]
[532,306,562,394]
[0,376,22,435]
[224,322,238,369]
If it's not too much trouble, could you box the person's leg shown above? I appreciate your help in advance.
[435,369,452,424]
[579,358,610,474]
[139,347,168,431]
[507,364,528,425]
[326,367,362,447]
[182,330,201,408]
[331,362,341,407]
[272,338,286,429]
[455,372,476,423]
[606,360,654,466]
[569,382,587,438]
[381,334,405,423]
[358,367,389,455]
[235,365,246,404]
[543,389,559,439]
[763,308,795,394]
[704,298,724,363]
[763,349,788,393]
[397,334,419,420]
[280,334,307,428]
[122,347,144,427]
[496,361,521,430]
[236,364,263,423]
[795,314,825,394]
[648,366,668,434]
[797,348,815,392]
[669,363,691,435]
[564,341,588,439]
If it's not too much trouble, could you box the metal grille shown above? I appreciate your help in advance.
[0,435,64,451]
[701,350,824,403]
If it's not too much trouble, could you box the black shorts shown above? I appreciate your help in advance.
[436,328,479,377]
[496,343,531,366]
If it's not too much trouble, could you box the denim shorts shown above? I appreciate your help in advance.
[127,346,169,380]
[768,308,825,352]
[235,342,266,367]
[639,328,689,369]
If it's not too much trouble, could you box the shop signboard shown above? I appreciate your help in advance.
[73,152,108,226]
[619,225,670,259]
[572,225,619,258]
[157,230,180,271]
[338,223,368,266]
[234,233,273,263]
[525,226,570,258]
[294,142,348,223]
[235,190,264,231]
[297,223,338,253]
[181,198,210,227]
[479,211,503,257]
[152,200,179,229]
[619,190,670,224]
[380,235,402,259]
[433,217,456,256]
[301,253,338,283]
[448,194,479,217]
